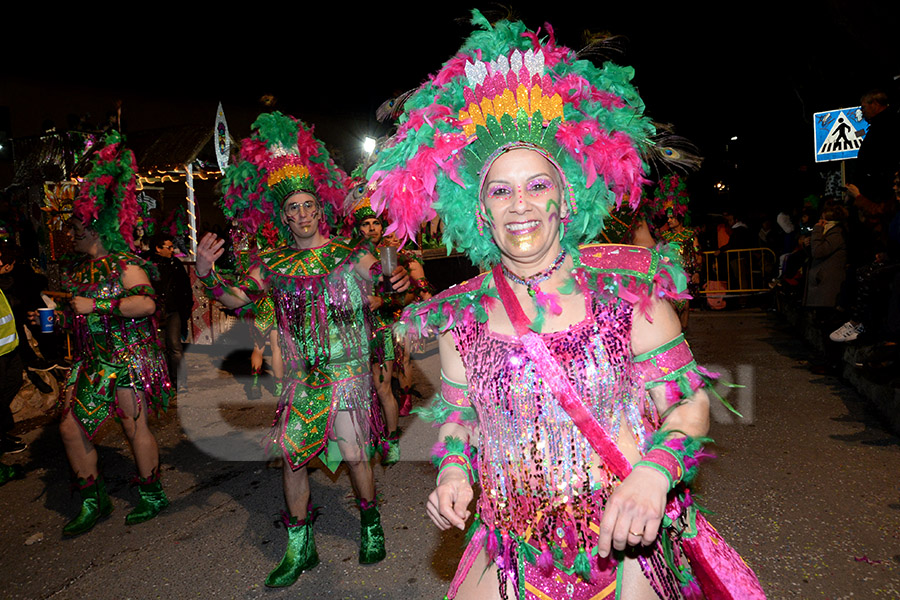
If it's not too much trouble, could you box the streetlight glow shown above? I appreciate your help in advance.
[363,137,376,154]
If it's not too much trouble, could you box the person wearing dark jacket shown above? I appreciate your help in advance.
[146,234,193,392]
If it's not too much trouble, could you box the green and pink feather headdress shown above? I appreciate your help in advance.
[220,112,347,248]
[368,10,656,268]
[73,131,140,253]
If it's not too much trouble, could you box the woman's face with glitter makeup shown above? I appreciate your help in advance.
[481,148,566,270]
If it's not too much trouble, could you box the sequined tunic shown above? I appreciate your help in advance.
[453,286,655,554]
[65,253,172,439]
[253,239,378,471]
[401,245,693,599]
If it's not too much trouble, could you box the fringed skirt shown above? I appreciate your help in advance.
[272,359,384,472]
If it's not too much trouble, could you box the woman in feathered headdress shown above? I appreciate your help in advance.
[54,131,173,537]
[195,112,410,587]
[370,11,764,600]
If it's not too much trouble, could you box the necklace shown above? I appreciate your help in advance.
[500,250,567,298]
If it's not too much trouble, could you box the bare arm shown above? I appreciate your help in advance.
[598,296,709,557]
[425,331,477,531]
[71,264,156,317]
[633,298,710,437]
[194,232,260,309]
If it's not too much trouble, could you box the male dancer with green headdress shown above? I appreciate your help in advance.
[55,132,173,536]
[196,112,409,587]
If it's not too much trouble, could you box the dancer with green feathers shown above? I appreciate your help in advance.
[196,112,411,586]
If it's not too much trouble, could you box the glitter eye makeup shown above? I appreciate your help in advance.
[487,184,512,198]
[527,177,555,194]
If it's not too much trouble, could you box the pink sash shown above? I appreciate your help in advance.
[491,265,766,600]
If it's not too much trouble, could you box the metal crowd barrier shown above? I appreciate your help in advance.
[699,247,778,295]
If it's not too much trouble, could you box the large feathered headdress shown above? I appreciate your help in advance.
[367,10,657,267]
[647,174,691,224]
[73,131,140,253]
[220,112,347,248]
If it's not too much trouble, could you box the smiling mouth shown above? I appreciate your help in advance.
[505,220,540,234]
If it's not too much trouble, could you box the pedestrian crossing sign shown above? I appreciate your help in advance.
[814,107,870,163]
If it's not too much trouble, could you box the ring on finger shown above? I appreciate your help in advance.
[628,529,643,537]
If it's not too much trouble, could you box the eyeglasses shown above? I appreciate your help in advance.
[283,199,318,217]
[160,244,175,250]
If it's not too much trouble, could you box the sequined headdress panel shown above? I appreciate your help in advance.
[367,10,655,267]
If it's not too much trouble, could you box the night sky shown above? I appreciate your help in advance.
[3,1,898,217]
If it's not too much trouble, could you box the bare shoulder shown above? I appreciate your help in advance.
[631,295,682,356]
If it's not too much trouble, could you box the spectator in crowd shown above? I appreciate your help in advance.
[831,166,900,343]
[0,243,27,455]
[804,201,848,319]
[146,233,193,393]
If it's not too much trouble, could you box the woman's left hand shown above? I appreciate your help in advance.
[597,466,669,557]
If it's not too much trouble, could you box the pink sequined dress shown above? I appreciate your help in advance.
[401,244,695,599]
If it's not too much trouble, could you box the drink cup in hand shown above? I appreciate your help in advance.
[37,308,54,333]
[380,246,398,293]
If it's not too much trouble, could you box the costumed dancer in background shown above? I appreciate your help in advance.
[248,296,283,399]
[53,132,173,536]
[232,228,285,401]
[370,12,765,599]
[648,175,701,329]
[196,112,409,587]
[349,189,434,465]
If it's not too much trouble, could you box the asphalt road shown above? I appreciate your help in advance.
[1,310,898,600]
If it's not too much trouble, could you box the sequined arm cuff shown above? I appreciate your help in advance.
[413,372,478,427]
[93,298,122,316]
[197,268,234,300]
[432,436,478,485]
[121,284,156,299]
[633,333,742,415]
[633,334,713,401]
[637,431,713,488]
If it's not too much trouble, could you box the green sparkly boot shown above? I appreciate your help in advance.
[381,430,401,466]
[125,470,170,525]
[0,463,25,486]
[358,498,386,564]
[63,475,113,536]
[265,511,319,587]
[273,378,284,398]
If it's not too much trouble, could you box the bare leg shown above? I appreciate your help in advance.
[270,330,283,380]
[117,388,160,478]
[283,463,310,518]
[332,411,375,501]
[453,548,659,600]
[398,337,413,391]
[619,555,662,600]
[59,387,99,479]
[372,361,398,433]
[452,548,511,600]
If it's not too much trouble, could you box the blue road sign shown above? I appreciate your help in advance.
[814,107,870,163]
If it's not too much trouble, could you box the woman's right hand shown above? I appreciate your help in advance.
[426,468,473,530]
[196,233,226,277]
